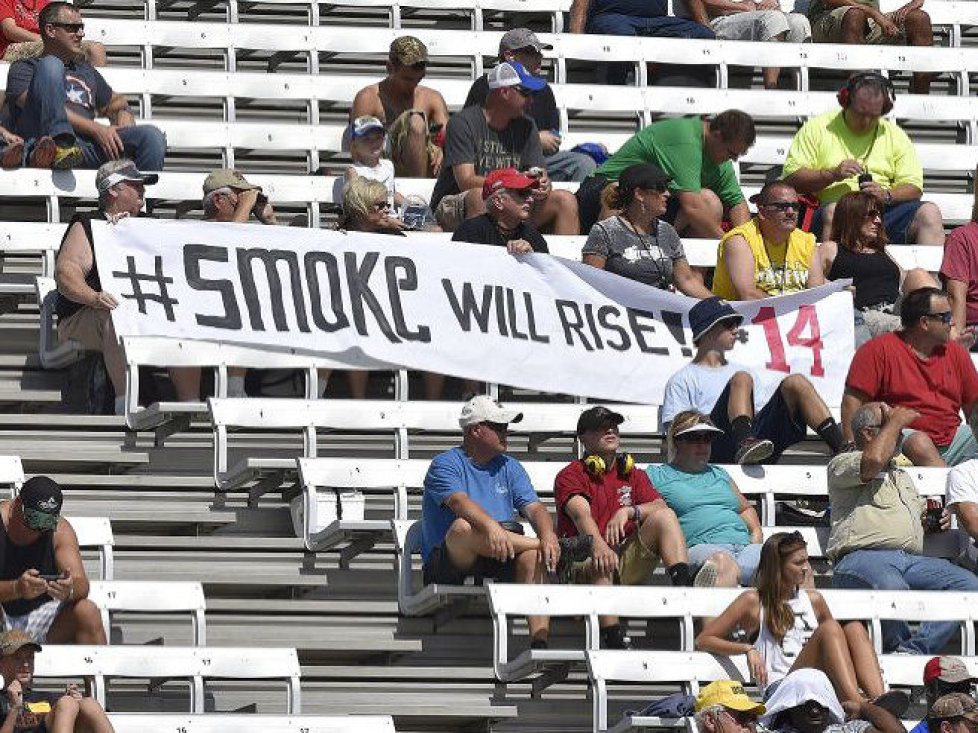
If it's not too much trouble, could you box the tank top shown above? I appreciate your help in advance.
[753,589,818,692]
[827,246,900,310]
[0,509,57,617]
[54,212,106,320]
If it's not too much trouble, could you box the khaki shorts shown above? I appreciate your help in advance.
[387,109,438,177]
[434,191,468,232]
[568,532,659,586]
[811,6,908,44]
[58,306,110,352]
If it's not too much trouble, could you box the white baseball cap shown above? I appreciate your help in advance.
[486,61,546,91]
[459,396,524,428]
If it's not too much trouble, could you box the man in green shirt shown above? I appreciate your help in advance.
[575,111,754,237]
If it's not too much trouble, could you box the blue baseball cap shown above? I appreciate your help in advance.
[486,61,546,92]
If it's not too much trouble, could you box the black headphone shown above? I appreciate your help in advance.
[583,453,635,479]
[837,72,895,115]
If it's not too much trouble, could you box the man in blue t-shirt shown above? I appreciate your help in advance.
[421,396,589,648]
[4,1,166,171]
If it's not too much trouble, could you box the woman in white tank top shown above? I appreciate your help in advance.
[696,531,893,706]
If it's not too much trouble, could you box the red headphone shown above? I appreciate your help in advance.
[837,72,895,115]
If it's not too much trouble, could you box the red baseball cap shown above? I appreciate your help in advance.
[924,657,975,685]
[482,167,536,200]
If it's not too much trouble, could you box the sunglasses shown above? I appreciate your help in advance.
[925,311,953,324]
[677,432,714,444]
[484,421,509,433]
[48,21,84,32]
[761,201,801,213]
[22,506,58,532]
[514,86,533,97]
[723,709,757,727]
[372,201,391,212]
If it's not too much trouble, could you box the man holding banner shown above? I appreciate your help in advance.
[662,297,847,464]
[421,396,590,649]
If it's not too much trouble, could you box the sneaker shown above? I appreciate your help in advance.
[872,691,910,719]
[838,441,857,454]
[735,437,774,465]
[555,535,593,583]
[28,136,56,168]
[693,560,719,588]
[51,143,83,170]
[1,140,23,169]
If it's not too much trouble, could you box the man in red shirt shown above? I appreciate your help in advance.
[555,406,691,649]
[841,286,978,466]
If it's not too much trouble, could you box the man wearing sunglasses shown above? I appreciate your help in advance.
[713,181,825,301]
[761,668,903,733]
[908,658,978,733]
[694,680,766,733]
[842,286,978,467]
[430,61,579,236]
[421,396,590,649]
[452,167,549,254]
[4,1,165,171]
[0,477,104,645]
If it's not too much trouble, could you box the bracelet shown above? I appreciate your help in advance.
[633,505,642,524]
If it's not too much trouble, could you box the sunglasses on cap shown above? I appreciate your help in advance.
[22,506,58,532]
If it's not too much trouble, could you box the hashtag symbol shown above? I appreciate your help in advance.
[112,255,179,321]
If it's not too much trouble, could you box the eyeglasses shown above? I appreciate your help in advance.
[502,188,533,199]
[372,201,391,212]
[514,86,533,97]
[865,210,883,220]
[484,421,509,433]
[796,700,828,717]
[925,311,953,324]
[761,201,801,213]
[22,506,58,532]
[48,21,84,32]
[722,709,757,727]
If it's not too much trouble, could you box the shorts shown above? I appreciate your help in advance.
[687,542,762,586]
[4,598,65,642]
[812,199,925,245]
[709,378,808,463]
[711,10,810,42]
[434,191,468,232]
[422,543,518,585]
[57,306,110,352]
[387,109,437,178]
[811,5,908,44]
[567,531,659,586]
[902,423,978,467]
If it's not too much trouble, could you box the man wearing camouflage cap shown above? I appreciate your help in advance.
[0,629,114,732]
[351,35,449,179]
[910,658,978,733]
[928,693,978,733]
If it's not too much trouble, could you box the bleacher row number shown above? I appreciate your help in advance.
[752,305,825,377]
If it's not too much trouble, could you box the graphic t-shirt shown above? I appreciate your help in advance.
[582,215,685,288]
[430,104,544,209]
[6,57,112,127]
[554,459,661,537]
[712,217,816,299]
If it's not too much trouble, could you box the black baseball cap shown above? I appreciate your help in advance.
[618,163,671,194]
[19,476,63,528]
[577,406,625,435]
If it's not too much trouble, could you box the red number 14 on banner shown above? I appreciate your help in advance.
[751,305,825,377]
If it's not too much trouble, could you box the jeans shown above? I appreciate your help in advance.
[15,55,167,171]
[832,549,978,654]
[545,149,597,183]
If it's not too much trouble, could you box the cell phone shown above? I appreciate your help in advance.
[925,498,943,534]
[37,574,63,582]
[857,172,873,185]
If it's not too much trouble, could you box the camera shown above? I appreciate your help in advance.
[251,192,269,221]
[857,172,873,186]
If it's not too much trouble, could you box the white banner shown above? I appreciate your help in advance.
[93,219,854,406]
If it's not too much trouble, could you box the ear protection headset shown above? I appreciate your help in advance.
[837,72,895,115]
[584,453,635,479]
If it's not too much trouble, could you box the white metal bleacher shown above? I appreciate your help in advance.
[34,645,301,713]
[87,580,207,646]
[106,714,396,733]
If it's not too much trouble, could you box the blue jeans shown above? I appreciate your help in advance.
[832,549,978,654]
[14,55,166,171]
[688,542,761,586]
[545,149,597,183]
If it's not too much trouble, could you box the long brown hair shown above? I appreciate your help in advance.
[830,191,888,252]
[756,531,807,642]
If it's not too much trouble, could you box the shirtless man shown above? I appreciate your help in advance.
[350,35,449,179]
